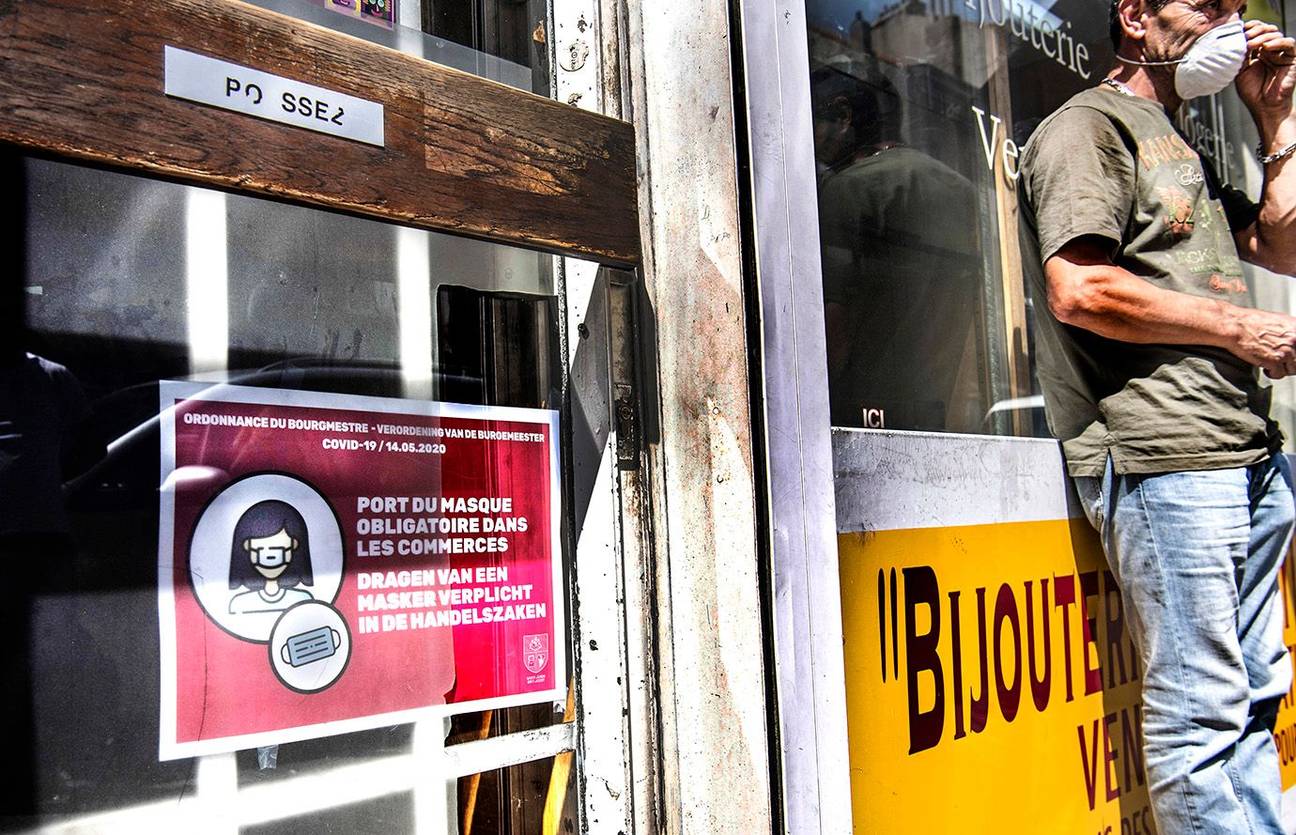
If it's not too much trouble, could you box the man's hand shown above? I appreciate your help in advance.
[1230,306,1296,378]
[1236,20,1296,123]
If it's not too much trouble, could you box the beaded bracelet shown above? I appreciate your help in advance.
[1257,140,1296,164]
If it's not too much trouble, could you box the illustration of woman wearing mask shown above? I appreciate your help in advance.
[227,500,315,614]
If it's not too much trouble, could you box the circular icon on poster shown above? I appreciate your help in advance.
[188,473,344,643]
[269,601,351,693]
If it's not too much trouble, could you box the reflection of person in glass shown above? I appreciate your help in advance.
[812,65,983,431]
[227,500,315,614]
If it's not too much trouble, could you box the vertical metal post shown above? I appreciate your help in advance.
[733,0,853,831]
[397,0,422,30]
[391,11,457,833]
[412,717,456,835]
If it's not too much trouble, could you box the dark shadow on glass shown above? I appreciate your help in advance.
[812,63,986,432]
[452,750,575,835]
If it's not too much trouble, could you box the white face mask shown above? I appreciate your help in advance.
[1117,18,1248,99]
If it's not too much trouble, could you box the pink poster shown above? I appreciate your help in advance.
[157,382,563,760]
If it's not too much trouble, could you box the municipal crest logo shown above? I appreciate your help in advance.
[523,633,549,674]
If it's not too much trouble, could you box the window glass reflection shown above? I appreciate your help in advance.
[815,66,984,431]
[808,0,1115,436]
[4,155,566,832]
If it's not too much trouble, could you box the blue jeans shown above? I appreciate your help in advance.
[1074,455,1294,835]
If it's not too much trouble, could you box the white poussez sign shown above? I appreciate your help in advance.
[163,46,385,147]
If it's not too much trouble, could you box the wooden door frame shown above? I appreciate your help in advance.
[0,0,639,266]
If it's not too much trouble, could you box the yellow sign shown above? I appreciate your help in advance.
[1274,558,1296,789]
[842,519,1296,833]
[840,519,1152,834]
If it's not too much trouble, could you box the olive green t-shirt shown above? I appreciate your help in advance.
[1020,86,1281,477]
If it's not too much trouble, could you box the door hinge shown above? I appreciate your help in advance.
[609,276,640,471]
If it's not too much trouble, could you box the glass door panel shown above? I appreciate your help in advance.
[5,155,580,834]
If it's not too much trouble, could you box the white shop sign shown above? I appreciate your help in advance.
[163,46,385,147]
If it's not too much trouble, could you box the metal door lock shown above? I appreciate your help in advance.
[614,385,639,469]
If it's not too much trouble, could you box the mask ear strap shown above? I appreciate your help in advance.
[1116,54,1183,66]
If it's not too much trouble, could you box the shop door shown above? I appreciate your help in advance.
[0,1,649,833]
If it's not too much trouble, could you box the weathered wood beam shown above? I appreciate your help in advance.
[0,0,640,265]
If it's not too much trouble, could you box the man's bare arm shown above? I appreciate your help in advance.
[1232,115,1296,273]
[1232,21,1296,273]
[1046,237,1296,377]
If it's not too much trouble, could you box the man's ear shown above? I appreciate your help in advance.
[243,538,251,551]
[1118,0,1148,44]
[829,95,853,128]
[291,538,299,550]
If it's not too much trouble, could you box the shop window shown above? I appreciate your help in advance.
[808,0,1296,445]
[808,0,1115,437]
[807,1,1296,831]
[5,155,571,833]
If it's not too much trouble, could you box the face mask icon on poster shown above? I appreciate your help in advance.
[228,500,317,615]
[280,626,342,667]
[1118,18,1248,99]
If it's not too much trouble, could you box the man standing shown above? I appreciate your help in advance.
[1020,1,1296,831]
